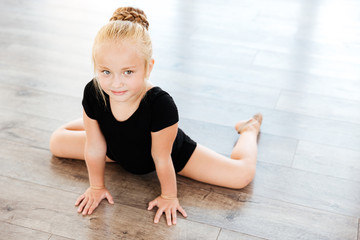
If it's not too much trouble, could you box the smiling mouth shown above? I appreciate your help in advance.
[111,90,127,96]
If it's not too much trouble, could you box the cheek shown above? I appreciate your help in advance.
[97,76,110,90]
[128,74,146,87]
[127,80,141,89]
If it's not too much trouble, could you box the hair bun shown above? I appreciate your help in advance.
[110,7,149,30]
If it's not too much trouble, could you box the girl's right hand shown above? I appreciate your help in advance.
[75,187,114,215]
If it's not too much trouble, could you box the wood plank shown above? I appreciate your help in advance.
[276,90,360,125]
[250,163,360,218]
[0,139,90,193]
[0,1,102,40]
[253,49,360,81]
[217,228,266,240]
[151,69,280,109]
[179,183,357,240]
[0,83,82,122]
[0,42,92,79]
[293,141,360,182]
[211,61,358,103]
[188,1,360,67]
[256,134,298,167]
[0,67,89,99]
[49,235,74,240]
[0,221,51,240]
[0,175,221,240]
[230,66,360,102]
[0,110,58,151]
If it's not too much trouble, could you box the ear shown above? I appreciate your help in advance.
[146,58,155,79]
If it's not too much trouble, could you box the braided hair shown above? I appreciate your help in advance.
[110,7,149,30]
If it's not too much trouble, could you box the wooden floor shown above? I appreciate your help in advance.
[1,0,360,239]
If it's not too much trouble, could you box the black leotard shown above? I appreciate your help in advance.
[82,80,197,174]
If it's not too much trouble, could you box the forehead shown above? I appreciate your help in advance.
[94,40,145,67]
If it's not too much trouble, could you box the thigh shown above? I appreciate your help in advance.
[178,144,254,189]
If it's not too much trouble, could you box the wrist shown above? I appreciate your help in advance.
[90,185,105,190]
[160,194,177,200]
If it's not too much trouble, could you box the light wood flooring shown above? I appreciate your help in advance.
[1,0,360,239]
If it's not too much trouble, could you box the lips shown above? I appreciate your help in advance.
[111,90,127,96]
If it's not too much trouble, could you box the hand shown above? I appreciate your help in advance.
[75,187,114,215]
[147,196,187,226]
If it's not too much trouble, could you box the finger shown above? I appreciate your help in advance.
[82,199,94,215]
[165,210,172,226]
[178,205,187,218]
[147,199,158,211]
[75,194,85,206]
[105,192,114,204]
[172,209,177,225]
[88,201,99,215]
[77,196,88,213]
[154,208,163,224]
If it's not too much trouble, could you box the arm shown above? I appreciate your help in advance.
[75,110,114,215]
[83,110,107,188]
[147,123,187,225]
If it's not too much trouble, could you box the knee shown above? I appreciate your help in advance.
[229,165,256,189]
[49,128,64,157]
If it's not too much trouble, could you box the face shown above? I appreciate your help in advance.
[94,40,154,104]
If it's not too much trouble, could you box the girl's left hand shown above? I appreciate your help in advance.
[147,196,187,225]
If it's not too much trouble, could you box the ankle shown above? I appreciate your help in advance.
[240,122,260,134]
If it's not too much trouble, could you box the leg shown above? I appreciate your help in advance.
[49,118,87,160]
[178,114,262,189]
[49,118,114,162]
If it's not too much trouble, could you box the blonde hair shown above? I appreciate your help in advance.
[92,7,152,104]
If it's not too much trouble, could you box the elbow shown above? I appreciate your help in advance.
[152,155,173,169]
[84,148,106,161]
[82,139,107,160]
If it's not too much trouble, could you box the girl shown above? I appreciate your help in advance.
[49,7,263,226]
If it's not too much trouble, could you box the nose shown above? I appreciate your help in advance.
[112,74,124,88]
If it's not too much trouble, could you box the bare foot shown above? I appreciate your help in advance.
[235,113,263,134]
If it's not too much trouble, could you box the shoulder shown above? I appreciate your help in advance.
[145,87,179,132]
[83,79,97,96]
[144,86,178,113]
[83,79,108,103]
[144,86,175,105]
[82,79,106,120]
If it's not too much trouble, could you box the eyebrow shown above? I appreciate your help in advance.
[97,65,137,70]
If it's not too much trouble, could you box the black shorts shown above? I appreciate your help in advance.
[171,128,197,172]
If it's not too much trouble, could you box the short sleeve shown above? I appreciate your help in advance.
[151,92,179,132]
[82,80,99,120]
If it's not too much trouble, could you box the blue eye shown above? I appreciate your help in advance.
[102,70,111,75]
[124,70,133,75]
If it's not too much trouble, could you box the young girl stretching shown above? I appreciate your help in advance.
[50,7,263,226]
